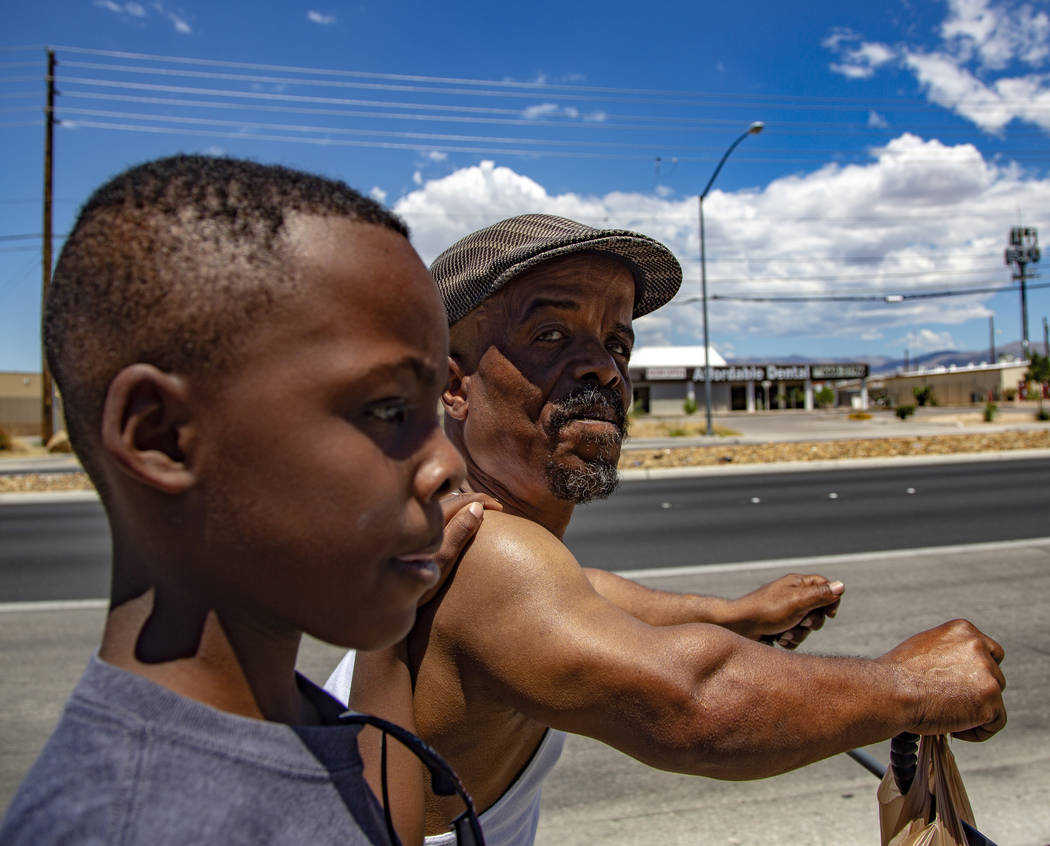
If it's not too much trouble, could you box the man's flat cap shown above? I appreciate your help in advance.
[430,213,682,325]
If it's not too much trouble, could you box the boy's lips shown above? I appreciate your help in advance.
[392,534,444,584]
[391,553,440,586]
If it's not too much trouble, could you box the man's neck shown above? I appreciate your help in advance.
[465,464,575,539]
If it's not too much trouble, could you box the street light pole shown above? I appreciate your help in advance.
[699,121,764,435]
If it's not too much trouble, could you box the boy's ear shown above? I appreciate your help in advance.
[441,355,470,421]
[100,364,197,494]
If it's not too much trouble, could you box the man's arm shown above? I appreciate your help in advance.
[444,512,1005,781]
[583,568,843,647]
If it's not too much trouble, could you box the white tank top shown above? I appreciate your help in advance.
[324,651,566,846]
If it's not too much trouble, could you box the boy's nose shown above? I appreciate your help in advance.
[416,427,466,503]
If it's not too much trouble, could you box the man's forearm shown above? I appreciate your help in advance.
[563,626,915,781]
[543,618,1003,782]
[584,567,737,628]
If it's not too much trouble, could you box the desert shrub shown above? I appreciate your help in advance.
[1037,407,1050,421]
[814,387,835,409]
[984,402,998,422]
[0,426,10,451]
[683,397,698,415]
[895,404,916,420]
[912,385,934,406]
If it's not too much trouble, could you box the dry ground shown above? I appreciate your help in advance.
[620,428,1050,469]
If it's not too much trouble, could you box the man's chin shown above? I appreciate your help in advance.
[544,456,620,504]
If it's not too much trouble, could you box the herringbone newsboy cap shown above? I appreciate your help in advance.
[430,213,682,325]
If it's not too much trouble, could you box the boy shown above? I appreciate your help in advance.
[0,155,475,844]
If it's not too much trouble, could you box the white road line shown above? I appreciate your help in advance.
[5,538,1048,612]
[614,536,1050,580]
[0,598,108,614]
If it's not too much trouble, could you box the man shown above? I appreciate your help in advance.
[335,214,1006,845]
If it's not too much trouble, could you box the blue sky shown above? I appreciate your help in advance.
[3,0,1050,371]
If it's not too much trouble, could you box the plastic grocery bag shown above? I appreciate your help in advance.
[878,735,977,846]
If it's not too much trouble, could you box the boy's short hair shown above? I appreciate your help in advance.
[45,154,406,489]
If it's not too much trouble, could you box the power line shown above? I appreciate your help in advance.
[49,46,1050,114]
[696,281,1050,302]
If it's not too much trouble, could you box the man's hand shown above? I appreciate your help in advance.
[729,573,845,648]
[878,619,1006,742]
[418,491,502,606]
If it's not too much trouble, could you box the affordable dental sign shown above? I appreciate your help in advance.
[643,364,869,382]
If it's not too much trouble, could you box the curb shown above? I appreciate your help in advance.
[616,447,1050,480]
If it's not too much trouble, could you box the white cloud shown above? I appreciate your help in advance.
[522,103,558,119]
[307,10,336,25]
[169,12,191,33]
[940,0,1050,69]
[94,0,144,15]
[895,328,958,352]
[824,28,896,79]
[96,0,190,32]
[427,151,448,162]
[369,187,387,204]
[825,1,1050,134]
[903,50,1050,133]
[868,110,889,128]
[522,103,603,121]
[392,139,1050,353]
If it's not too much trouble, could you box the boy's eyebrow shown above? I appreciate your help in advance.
[616,322,636,344]
[351,357,440,388]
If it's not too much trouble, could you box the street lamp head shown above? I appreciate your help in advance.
[748,121,765,135]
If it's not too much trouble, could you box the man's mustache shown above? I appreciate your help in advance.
[548,386,627,437]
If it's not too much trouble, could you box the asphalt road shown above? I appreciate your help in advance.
[565,456,1050,571]
[3,456,1049,603]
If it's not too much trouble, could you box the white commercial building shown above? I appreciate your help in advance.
[628,346,870,415]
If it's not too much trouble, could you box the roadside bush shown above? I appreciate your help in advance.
[895,404,916,420]
[814,387,835,409]
[1037,407,1050,422]
[683,397,698,415]
[1004,388,1017,401]
[912,385,934,406]
[984,402,998,422]
[0,426,10,451]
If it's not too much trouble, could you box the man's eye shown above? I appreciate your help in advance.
[607,340,630,357]
[536,328,566,342]
[367,402,407,424]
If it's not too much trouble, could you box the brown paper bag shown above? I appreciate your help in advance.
[878,735,977,846]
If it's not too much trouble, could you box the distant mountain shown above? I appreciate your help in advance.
[728,339,1041,375]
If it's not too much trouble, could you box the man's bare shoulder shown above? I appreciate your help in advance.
[429,509,595,637]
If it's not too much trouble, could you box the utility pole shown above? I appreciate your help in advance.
[1004,226,1040,361]
[1043,316,1048,357]
[989,315,996,364]
[40,49,56,444]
